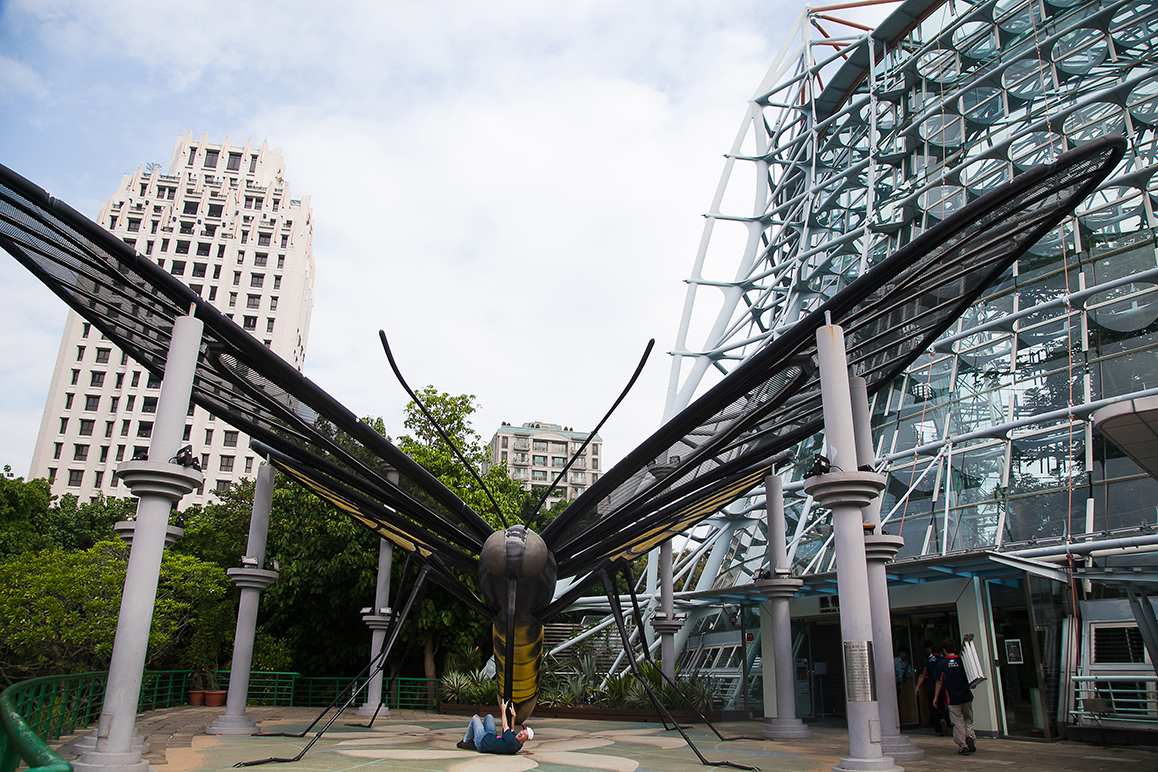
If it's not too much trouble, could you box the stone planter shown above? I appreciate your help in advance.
[204,690,228,707]
[188,690,206,706]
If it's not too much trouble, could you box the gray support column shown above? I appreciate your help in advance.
[655,539,682,680]
[207,461,279,735]
[804,323,901,772]
[757,472,811,738]
[850,378,924,761]
[357,539,395,716]
[72,313,204,772]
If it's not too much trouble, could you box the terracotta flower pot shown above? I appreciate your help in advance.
[204,690,228,707]
[188,690,206,706]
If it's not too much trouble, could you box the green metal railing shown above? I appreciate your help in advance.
[1,669,440,772]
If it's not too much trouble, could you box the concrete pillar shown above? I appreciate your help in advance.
[357,539,394,717]
[655,539,682,680]
[803,324,900,772]
[757,472,811,739]
[850,377,923,761]
[207,462,279,735]
[72,314,204,772]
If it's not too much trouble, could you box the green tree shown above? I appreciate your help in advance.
[0,468,133,558]
[0,540,231,687]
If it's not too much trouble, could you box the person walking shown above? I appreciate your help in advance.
[914,639,945,735]
[933,638,977,755]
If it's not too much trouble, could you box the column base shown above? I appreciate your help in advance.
[73,731,149,755]
[880,735,924,761]
[71,748,151,772]
[833,754,902,772]
[355,703,391,717]
[205,714,260,735]
[763,717,812,739]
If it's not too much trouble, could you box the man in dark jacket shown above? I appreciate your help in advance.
[458,699,533,754]
[933,638,977,754]
[913,639,945,735]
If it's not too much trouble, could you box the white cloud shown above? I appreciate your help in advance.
[0,0,803,474]
[0,54,49,101]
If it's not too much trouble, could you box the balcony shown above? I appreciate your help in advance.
[513,440,530,450]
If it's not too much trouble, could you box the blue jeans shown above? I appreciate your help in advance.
[463,714,495,749]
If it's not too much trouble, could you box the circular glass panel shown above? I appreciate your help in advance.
[959,87,1005,124]
[1129,80,1158,125]
[917,49,962,83]
[918,185,966,220]
[995,0,1045,36]
[952,22,998,59]
[1052,27,1107,75]
[1062,102,1125,144]
[1009,131,1065,168]
[1076,186,1146,230]
[1087,283,1158,332]
[920,114,965,147]
[1110,3,1158,55]
[1003,58,1055,99]
[959,157,1012,194]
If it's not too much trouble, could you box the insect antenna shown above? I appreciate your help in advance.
[379,331,508,528]
[525,339,654,530]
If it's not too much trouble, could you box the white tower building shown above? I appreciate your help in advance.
[29,132,315,505]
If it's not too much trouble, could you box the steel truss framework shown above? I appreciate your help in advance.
[588,0,1158,699]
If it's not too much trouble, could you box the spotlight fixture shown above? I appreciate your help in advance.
[804,454,831,478]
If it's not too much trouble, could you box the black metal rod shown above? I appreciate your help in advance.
[528,339,654,530]
[599,573,759,770]
[235,567,431,766]
[379,331,507,527]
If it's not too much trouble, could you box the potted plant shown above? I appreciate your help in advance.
[203,668,228,707]
[189,669,208,706]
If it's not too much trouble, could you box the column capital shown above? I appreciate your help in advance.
[862,533,905,563]
[802,471,885,510]
[363,612,393,630]
[755,576,804,600]
[226,567,279,590]
[113,520,183,549]
[114,460,203,501]
[650,612,685,636]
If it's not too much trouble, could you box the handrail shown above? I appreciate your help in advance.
[0,674,85,772]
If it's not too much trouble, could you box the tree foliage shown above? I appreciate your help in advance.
[0,540,231,687]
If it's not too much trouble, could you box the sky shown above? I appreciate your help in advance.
[0,0,810,476]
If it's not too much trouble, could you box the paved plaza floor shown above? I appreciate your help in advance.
[52,707,1157,772]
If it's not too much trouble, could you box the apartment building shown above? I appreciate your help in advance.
[487,421,602,501]
[28,132,315,504]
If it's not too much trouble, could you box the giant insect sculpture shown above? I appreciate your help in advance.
[0,137,1124,768]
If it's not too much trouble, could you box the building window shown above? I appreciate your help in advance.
[227,152,242,171]
[64,393,74,410]
[192,263,207,278]
[257,233,271,247]
[125,395,135,411]
[116,445,125,462]
[133,445,148,460]
[59,417,69,433]
[233,271,242,286]
[183,200,199,215]
[127,218,141,232]
[216,479,232,492]
[244,456,254,474]
[532,470,548,481]
[73,444,89,461]
[223,430,238,447]
[53,442,62,460]
[264,318,273,333]
[142,396,157,413]
[250,274,265,288]
[147,373,161,389]
[205,428,213,445]
[67,469,84,487]
[78,419,94,436]
[553,457,566,468]
[533,455,547,466]
[280,236,288,250]
[137,421,153,438]
[254,252,268,267]
[121,419,130,436]
[99,445,109,462]
[533,440,548,451]
[197,242,211,256]
[208,203,224,218]
[105,421,114,438]
[190,284,203,297]
[131,371,140,387]
[591,457,598,469]
[109,396,119,413]
[93,471,104,489]
[501,451,508,462]
[160,238,169,252]
[84,395,100,411]
[502,437,509,449]
[200,453,209,469]
[187,148,196,165]
[70,369,79,386]
[272,276,281,290]
[229,292,238,307]
[247,294,261,309]
[241,230,249,244]
[94,347,111,364]
[47,468,57,482]
[175,240,190,254]
[269,296,278,310]
[183,424,191,442]
[243,316,257,330]
[208,286,217,301]
[171,261,186,275]
[76,345,85,361]
[220,455,235,472]
[90,371,105,387]
[204,149,219,168]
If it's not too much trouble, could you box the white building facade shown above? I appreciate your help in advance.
[29,132,315,505]
[487,421,602,502]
